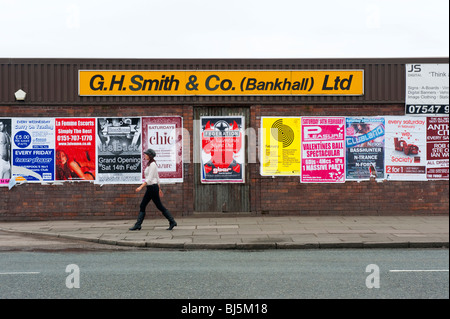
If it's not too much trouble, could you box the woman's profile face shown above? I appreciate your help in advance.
[58,151,68,164]
[144,154,150,160]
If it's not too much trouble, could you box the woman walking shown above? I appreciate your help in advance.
[129,148,177,231]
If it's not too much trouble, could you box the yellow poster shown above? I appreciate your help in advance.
[261,117,301,176]
[79,70,364,96]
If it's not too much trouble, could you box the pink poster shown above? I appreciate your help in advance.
[301,117,345,183]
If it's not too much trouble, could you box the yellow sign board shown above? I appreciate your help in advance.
[261,117,301,176]
[79,70,364,96]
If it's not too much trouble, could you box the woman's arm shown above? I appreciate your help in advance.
[136,181,147,192]
[69,160,94,180]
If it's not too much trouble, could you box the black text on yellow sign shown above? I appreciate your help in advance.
[79,70,364,96]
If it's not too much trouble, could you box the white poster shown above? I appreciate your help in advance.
[405,64,449,115]
[141,116,183,183]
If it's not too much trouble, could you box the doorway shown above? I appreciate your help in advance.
[193,106,250,212]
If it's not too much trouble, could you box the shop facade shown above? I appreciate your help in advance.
[0,58,448,220]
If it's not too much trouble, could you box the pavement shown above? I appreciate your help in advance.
[0,215,448,250]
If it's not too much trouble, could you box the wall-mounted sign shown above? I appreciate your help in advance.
[426,116,449,180]
[301,117,346,183]
[261,117,301,176]
[79,70,364,96]
[200,116,245,183]
[11,118,55,182]
[96,117,142,184]
[55,118,96,181]
[405,64,449,115]
[385,116,427,181]
[141,116,183,183]
[345,117,385,180]
[0,118,12,185]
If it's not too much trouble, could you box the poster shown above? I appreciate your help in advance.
[11,118,55,182]
[301,117,345,183]
[426,116,449,180]
[0,118,12,186]
[346,117,385,180]
[260,117,301,176]
[385,116,427,180]
[55,118,96,181]
[141,116,183,183]
[200,116,245,183]
[405,64,449,115]
[96,117,142,184]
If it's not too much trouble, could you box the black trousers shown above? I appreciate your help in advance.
[140,184,174,223]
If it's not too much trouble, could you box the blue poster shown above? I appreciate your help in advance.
[11,118,55,182]
[346,117,385,180]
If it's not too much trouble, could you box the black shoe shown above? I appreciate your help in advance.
[167,221,177,230]
[129,225,141,231]
[129,212,145,231]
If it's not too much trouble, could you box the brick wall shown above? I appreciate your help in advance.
[0,103,448,220]
[256,176,449,215]
[0,182,187,220]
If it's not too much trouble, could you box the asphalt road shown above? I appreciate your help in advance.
[0,248,448,299]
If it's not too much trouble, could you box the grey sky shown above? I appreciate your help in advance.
[0,0,448,58]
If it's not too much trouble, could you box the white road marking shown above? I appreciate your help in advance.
[389,269,448,272]
[0,272,40,275]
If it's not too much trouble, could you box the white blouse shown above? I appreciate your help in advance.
[144,162,160,185]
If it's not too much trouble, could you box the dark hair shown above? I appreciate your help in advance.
[144,148,156,157]
[144,148,156,166]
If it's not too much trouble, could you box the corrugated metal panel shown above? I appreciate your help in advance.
[0,58,448,105]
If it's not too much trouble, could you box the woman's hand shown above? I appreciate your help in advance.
[135,184,145,192]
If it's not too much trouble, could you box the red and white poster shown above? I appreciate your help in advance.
[141,116,183,183]
[200,116,245,183]
[55,118,96,181]
[385,116,427,181]
[301,117,345,183]
[426,116,449,180]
